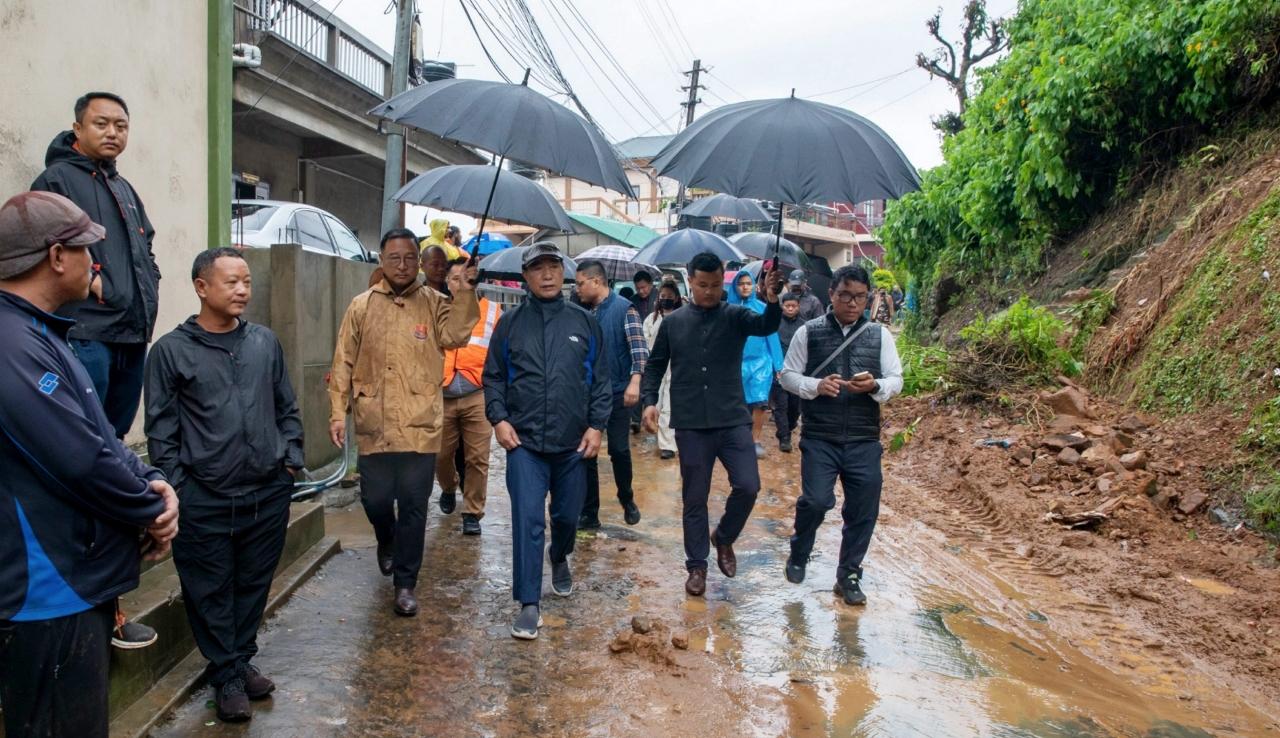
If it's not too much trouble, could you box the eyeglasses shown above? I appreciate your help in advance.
[383,255,420,267]
[832,290,869,304]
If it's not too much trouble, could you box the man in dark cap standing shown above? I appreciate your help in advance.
[787,269,825,322]
[0,191,177,738]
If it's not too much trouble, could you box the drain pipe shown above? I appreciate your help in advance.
[291,418,352,501]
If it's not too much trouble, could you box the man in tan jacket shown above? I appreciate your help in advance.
[328,228,479,616]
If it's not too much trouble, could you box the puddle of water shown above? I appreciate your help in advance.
[1178,576,1238,596]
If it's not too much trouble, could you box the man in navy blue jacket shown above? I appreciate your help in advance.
[484,243,611,640]
[0,191,177,738]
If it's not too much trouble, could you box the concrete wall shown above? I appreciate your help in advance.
[242,245,374,468]
[0,0,209,442]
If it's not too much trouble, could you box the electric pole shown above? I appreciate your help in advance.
[674,58,703,229]
[381,0,415,236]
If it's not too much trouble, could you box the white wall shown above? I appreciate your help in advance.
[0,0,210,441]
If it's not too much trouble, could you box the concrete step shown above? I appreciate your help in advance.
[106,501,331,726]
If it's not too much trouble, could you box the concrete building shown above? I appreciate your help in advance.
[231,0,481,251]
[543,134,680,233]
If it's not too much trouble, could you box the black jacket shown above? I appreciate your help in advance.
[30,131,161,343]
[144,318,304,496]
[642,300,782,430]
[0,292,165,621]
[483,295,612,454]
[800,315,883,443]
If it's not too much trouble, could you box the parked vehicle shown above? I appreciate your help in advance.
[231,200,376,262]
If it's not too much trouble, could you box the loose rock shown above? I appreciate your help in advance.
[631,616,653,635]
[1119,451,1149,471]
[1178,491,1208,515]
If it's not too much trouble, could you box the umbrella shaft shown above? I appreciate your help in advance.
[472,155,507,261]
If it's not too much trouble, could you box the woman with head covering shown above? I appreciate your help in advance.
[727,270,784,458]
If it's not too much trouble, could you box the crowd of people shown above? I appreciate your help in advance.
[0,91,904,737]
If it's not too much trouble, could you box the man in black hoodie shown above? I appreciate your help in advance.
[144,248,303,723]
[31,92,161,440]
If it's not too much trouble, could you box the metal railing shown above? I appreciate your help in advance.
[234,0,394,97]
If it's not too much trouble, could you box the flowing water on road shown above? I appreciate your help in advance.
[153,437,1277,737]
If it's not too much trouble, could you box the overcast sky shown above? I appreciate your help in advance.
[317,0,1014,170]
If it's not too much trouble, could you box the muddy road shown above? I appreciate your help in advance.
[154,427,1279,737]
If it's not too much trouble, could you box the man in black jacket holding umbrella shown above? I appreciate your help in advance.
[145,248,304,723]
[484,243,611,640]
[642,251,784,596]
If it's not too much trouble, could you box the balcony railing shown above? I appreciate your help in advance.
[234,0,395,97]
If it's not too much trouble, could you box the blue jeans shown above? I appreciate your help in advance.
[673,425,760,572]
[790,438,883,579]
[69,340,146,439]
[506,447,586,605]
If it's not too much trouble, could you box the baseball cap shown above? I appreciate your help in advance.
[521,241,565,268]
[0,191,105,279]
[787,269,806,285]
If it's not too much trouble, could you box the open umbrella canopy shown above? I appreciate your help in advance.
[649,95,920,205]
[393,165,575,232]
[729,231,809,269]
[371,78,635,197]
[478,244,577,283]
[462,232,514,257]
[680,193,771,221]
[576,244,657,282]
[633,228,744,267]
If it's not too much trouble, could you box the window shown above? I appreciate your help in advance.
[230,203,278,232]
[290,210,336,254]
[324,215,367,261]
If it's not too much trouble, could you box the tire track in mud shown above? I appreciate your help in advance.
[880,461,1263,726]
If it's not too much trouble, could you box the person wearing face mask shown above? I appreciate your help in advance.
[642,281,682,460]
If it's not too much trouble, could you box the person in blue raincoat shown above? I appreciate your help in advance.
[727,270,783,459]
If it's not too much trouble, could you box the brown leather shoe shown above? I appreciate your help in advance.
[394,587,418,616]
[711,529,737,578]
[238,663,275,700]
[685,568,707,596]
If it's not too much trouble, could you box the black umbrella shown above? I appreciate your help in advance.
[729,231,809,269]
[680,193,771,221]
[370,73,635,260]
[393,165,575,232]
[633,229,744,267]
[650,94,920,271]
[478,244,578,282]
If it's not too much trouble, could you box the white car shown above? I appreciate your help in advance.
[231,200,376,262]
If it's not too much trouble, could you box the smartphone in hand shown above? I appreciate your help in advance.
[850,371,873,381]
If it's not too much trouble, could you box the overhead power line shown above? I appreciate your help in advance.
[803,66,916,100]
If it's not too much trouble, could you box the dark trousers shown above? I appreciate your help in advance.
[70,339,146,439]
[770,379,800,442]
[674,425,760,572]
[582,396,635,519]
[172,478,292,688]
[0,601,114,738]
[790,437,883,579]
[359,452,436,589]
[506,447,586,605]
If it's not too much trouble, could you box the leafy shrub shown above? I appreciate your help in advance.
[871,268,897,290]
[952,297,1079,392]
[1064,289,1116,356]
[881,0,1280,302]
[898,338,950,396]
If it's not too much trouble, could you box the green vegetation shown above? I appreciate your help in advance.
[1244,470,1280,534]
[1243,397,1280,455]
[956,297,1079,385]
[1064,289,1116,356]
[871,268,898,290]
[898,337,950,397]
[881,0,1280,303]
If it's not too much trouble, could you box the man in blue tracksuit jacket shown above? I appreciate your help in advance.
[0,191,177,738]
[484,243,611,641]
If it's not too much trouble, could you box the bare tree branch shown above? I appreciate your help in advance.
[915,0,1008,133]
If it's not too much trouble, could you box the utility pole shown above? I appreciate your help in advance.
[381,0,415,236]
[674,59,703,230]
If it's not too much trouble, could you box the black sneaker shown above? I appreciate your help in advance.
[112,620,158,650]
[215,678,252,722]
[834,572,867,606]
[237,662,275,700]
[438,491,457,515]
[622,500,641,526]
[785,555,806,584]
[779,439,793,453]
[511,604,543,640]
[551,559,573,596]
[659,449,675,460]
[461,513,481,535]
[577,514,601,530]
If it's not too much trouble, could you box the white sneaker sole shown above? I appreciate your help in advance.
[511,616,544,640]
[111,634,158,650]
[552,582,573,597]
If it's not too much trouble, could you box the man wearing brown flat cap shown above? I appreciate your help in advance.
[0,191,178,738]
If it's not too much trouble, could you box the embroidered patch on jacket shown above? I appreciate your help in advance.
[37,372,60,395]
[413,324,429,341]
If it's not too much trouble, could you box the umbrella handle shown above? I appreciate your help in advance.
[469,155,508,283]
